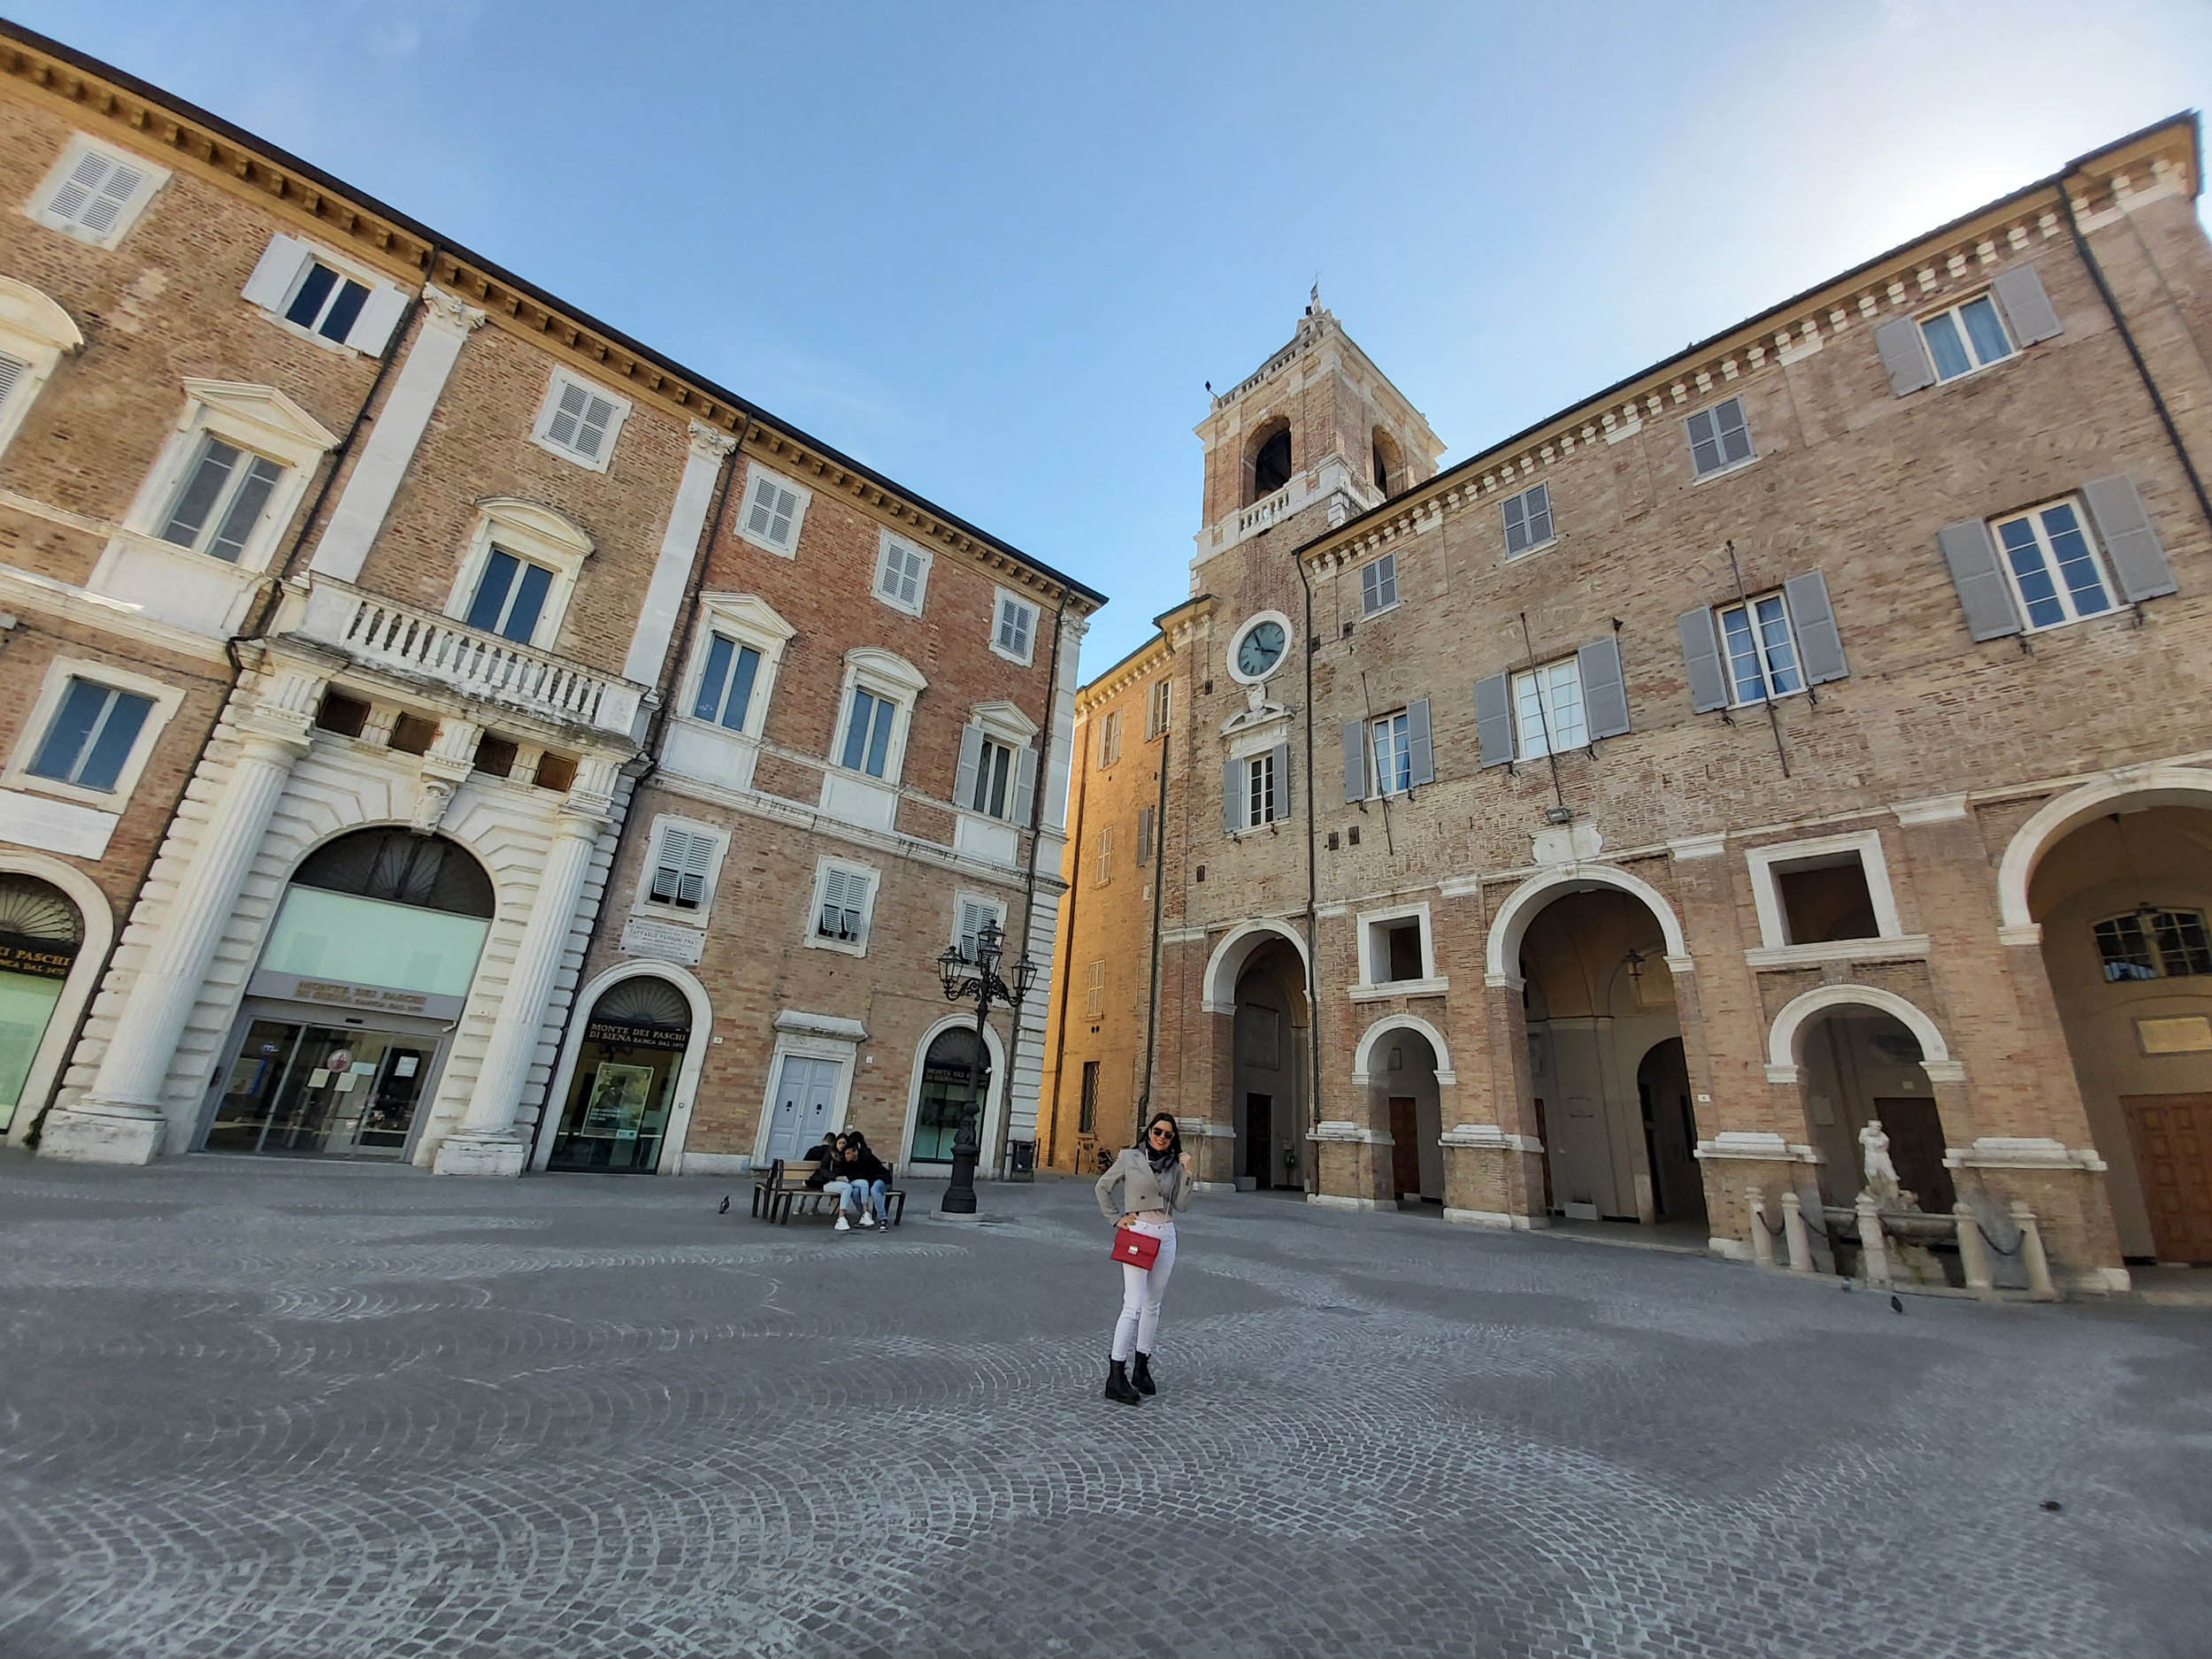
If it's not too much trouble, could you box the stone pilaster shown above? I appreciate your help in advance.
[621,420,738,688]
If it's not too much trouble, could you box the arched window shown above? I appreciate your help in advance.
[1371,426,1402,500]
[258,829,495,1001]
[294,828,495,917]
[910,1025,990,1164]
[1252,427,1293,500]
[0,872,84,1134]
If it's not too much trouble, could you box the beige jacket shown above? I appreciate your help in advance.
[1095,1147,1194,1221]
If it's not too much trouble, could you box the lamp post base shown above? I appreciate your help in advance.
[941,1142,980,1214]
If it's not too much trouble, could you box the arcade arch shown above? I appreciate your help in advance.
[534,963,710,1174]
[1769,984,1957,1214]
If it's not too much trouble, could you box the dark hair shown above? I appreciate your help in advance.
[1141,1112,1181,1167]
[843,1131,871,1156]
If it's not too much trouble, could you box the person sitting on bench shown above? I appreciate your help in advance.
[801,1133,847,1193]
[835,1133,892,1231]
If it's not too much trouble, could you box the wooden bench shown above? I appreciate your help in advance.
[749,1160,907,1226]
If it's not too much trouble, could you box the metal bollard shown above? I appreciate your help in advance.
[2012,1200,2059,1301]
[1782,1190,1814,1274]
[1747,1187,1775,1268]
[1955,1202,1993,1292]
[1855,1193,1892,1287]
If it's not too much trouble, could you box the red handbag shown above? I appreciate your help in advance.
[1111,1227,1162,1270]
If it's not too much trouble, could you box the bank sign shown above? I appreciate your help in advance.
[247,970,468,1022]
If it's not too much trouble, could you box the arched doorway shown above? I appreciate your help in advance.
[0,872,85,1139]
[1792,1006,1955,1216]
[1249,422,1294,503]
[546,975,693,1172]
[907,1023,992,1169]
[1636,1038,1705,1225]
[203,827,493,1159]
[2024,801,2212,1262]
[1356,1018,1446,1205]
[1512,887,1683,1225]
[1231,937,1309,1191]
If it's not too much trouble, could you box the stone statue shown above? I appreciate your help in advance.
[1858,1119,1904,1205]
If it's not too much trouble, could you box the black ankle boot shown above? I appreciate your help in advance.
[1103,1359,1142,1406]
[1131,1352,1158,1396]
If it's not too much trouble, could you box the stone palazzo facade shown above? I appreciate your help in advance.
[0,24,1099,1179]
[1044,115,2212,1287]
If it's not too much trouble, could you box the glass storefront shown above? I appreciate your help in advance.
[548,978,692,1173]
[204,1019,437,1157]
[0,875,85,1133]
[910,1026,989,1164]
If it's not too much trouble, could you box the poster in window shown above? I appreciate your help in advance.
[582,1062,656,1139]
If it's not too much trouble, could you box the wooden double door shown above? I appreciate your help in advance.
[2124,1094,2212,1263]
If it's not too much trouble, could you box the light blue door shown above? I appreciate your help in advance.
[764,1056,839,1164]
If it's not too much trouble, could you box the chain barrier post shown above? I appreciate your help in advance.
[1781,1190,1814,1274]
[1747,1187,1775,1268]
[2013,1201,2059,1301]
[1855,1193,1893,1288]
[1955,1201,1993,1292]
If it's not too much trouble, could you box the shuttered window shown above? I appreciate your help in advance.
[995,595,1037,662]
[1502,483,1553,556]
[649,826,716,910]
[1686,396,1753,478]
[970,735,1016,818]
[692,634,763,731]
[1137,804,1156,867]
[1360,553,1398,616]
[37,143,150,242]
[1359,702,1432,797]
[1085,960,1106,1019]
[1718,593,1803,703]
[1371,710,1412,795]
[156,437,287,565]
[1247,750,1278,826]
[1993,498,2115,630]
[956,896,1001,961]
[742,471,805,553]
[1096,710,1122,767]
[0,352,24,417]
[1511,657,1586,758]
[1095,826,1115,887]
[815,864,872,945]
[1078,1060,1100,1132]
[875,535,929,613]
[1145,679,1171,741]
[283,261,373,343]
[1920,294,2013,380]
[538,373,624,465]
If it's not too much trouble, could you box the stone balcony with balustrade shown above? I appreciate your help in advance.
[288,577,646,742]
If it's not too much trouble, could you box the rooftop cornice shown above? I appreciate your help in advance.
[0,23,1106,615]
[1297,113,2202,574]
[1072,596,1213,712]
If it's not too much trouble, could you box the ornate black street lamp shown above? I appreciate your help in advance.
[934,917,1037,1215]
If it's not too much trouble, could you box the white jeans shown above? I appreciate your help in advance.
[1110,1220,1177,1362]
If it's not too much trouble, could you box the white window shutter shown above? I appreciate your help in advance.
[345,285,409,357]
[45,149,112,224]
[1013,740,1036,811]
[547,380,588,449]
[771,484,798,544]
[746,475,780,541]
[0,352,25,413]
[242,234,310,311]
[955,724,985,810]
[79,157,146,235]
[577,394,617,458]
[679,829,714,905]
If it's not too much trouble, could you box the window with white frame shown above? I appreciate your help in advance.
[677,594,793,755]
[1144,678,1171,741]
[1096,709,1123,767]
[1085,959,1106,1019]
[827,649,925,793]
[1360,553,1398,617]
[1244,749,1280,829]
[1094,826,1115,887]
[154,434,288,565]
[1991,497,2116,631]
[1502,482,1553,557]
[444,499,592,653]
[1355,902,1439,992]
[841,687,898,778]
[954,893,1007,963]
[993,589,1038,665]
[3,658,183,808]
[531,370,630,471]
[1745,830,1908,955]
[26,135,167,249]
[971,733,1019,818]
[1369,710,1412,796]
[1510,657,1586,759]
[643,821,719,914]
[692,633,764,731]
[1717,591,1804,704]
[1686,396,1753,479]
[874,531,931,616]
[0,279,82,465]
[237,234,408,356]
[810,860,878,953]
[738,464,810,556]
[1920,293,2014,381]
[2094,910,2212,982]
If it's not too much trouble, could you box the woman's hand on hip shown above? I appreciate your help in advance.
[1117,1212,1138,1229]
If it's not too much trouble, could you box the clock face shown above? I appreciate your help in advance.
[1235,619,1287,679]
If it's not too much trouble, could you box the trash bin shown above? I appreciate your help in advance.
[1008,1139,1036,1179]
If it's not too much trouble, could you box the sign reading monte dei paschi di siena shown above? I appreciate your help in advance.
[0,22,1102,1182]
[1041,111,2212,1291]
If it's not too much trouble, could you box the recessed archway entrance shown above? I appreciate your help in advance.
[1514,886,1684,1226]
[2025,800,2212,1263]
[546,975,694,1173]
[1356,1018,1446,1205]
[0,871,86,1141]
[1231,937,1309,1191]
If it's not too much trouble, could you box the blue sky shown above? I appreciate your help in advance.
[27,1,2212,671]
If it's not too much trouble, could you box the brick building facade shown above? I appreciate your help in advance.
[0,24,1099,1179]
[1043,117,2212,1287]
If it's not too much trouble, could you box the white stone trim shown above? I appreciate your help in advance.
[1745,933,1930,970]
[989,587,1039,667]
[631,812,731,928]
[530,367,632,473]
[1765,982,1954,1073]
[872,528,933,618]
[1891,793,1970,826]
[0,654,187,811]
[1309,1119,1391,1144]
[1445,1208,1539,1229]
[896,1010,1008,1176]
[1354,898,1441,993]
[0,277,81,465]
[1225,610,1294,687]
[733,459,811,558]
[528,959,713,1174]
[0,851,114,1147]
[775,1009,869,1041]
[443,498,594,654]
[1351,1012,1454,1086]
[1439,1123,1543,1153]
[622,421,736,686]
[1668,833,1727,860]
[1743,827,1903,950]
[750,1024,860,1166]
[1941,1136,2107,1172]
[803,855,881,958]
[1200,918,1311,1015]
[24,132,168,250]
[1995,766,2212,932]
[1694,1131,1824,1164]
[1485,862,1689,980]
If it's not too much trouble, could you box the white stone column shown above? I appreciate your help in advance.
[434,764,615,1177]
[42,680,320,1164]
[310,288,487,584]
[621,421,737,688]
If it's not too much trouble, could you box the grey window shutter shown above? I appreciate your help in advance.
[1137,804,1155,865]
[955,724,984,810]
[1341,720,1366,802]
[1406,697,1433,787]
[1938,518,2023,640]
[2082,474,2177,602]
[1223,756,1241,835]
[241,233,307,311]
[1270,742,1292,821]
[1991,262,2062,346]
[1013,740,1037,811]
[345,285,409,356]
[1474,673,1512,768]
[1578,636,1630,741]
[1783,571,1850,685]
[1874,316,1935,396]
[1678,608,1727,713]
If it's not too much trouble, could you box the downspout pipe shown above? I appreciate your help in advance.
[1138,637,1173,1139]
[1007,595,1069,1179]
[1043,677,1089,1171]
[1295,550,1323,1195]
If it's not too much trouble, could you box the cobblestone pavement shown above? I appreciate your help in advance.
[1,1153,2207,1658]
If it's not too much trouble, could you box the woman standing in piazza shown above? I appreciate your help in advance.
[1094,1111,1194,1406]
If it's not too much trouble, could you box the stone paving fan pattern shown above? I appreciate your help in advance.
[0,1155,2207,1657]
